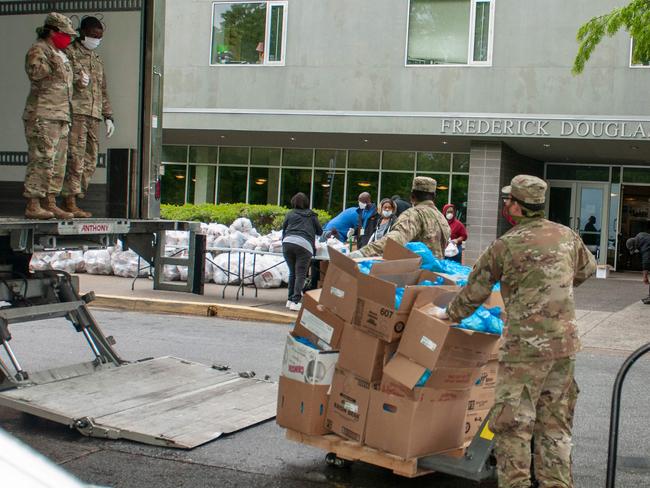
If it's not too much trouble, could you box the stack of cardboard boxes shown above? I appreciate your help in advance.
[277,240,503,460]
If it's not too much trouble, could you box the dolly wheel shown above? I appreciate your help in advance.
[325,452,351,468]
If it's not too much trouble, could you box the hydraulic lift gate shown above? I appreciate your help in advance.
[0,357,277,449]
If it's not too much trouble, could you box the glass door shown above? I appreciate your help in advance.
[547,181,609,264]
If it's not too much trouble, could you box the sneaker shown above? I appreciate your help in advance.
[286,300,292,308]
[288,301,302,312]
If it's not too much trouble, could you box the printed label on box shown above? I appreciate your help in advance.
[300,309,335,344]
[342,400,359,414]
[330,287,345,298]
[420,335,438,352]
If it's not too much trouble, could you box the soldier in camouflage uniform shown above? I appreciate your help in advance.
[351,176,450,258]
[445,175,596,488]
[62,16,114,218]
[22,12,78,220]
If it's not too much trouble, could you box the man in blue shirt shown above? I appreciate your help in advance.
[324,192,376,244]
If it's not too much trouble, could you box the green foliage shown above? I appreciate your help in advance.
[573,0,650,74]
[161,203,333,235]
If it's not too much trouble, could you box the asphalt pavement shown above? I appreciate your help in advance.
[0,302,648,488]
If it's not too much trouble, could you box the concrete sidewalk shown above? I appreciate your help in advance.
[79,271,650,353]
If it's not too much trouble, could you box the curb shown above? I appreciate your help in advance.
[89,295,297,324]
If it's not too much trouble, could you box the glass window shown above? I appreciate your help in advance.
[187,165,217,204]
[189,146,218,164]
[218,166,248,203]
[211,1,287,65]
[623,167,650,184]
[406,0,493,65]
[630,38,650,67]
[282,148,313,167]
[162,145,187,163]
[219,146,249,165]
[280,168,312,206]
[249,167,280,204]
[382,151,415,171]
[608,183,620,267]
[348,150,380,169]
[452,153,470,172]
[251,147,281,166]
[611,166,621,184]
[315,149,346,169]
[160,164,187,205]
[416,173,449,209]
[450,174,469,222]
[313,170,345,214]
[346,172,379,207]
[380,172,414,202]
[546,165,609,182]
[417,152,451,172]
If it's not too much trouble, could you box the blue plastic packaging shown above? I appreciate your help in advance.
[455,306,503,335]
[415,369,432,387]
[356,259,382,275]
[294,336,320,349]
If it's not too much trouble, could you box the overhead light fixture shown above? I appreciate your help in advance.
[631,145,639,150]
[442,141,448,145]
[174,175,185,180]
[543,143,551,148]
[290,137,296,141]
[255,178,267,185]
[363,138,369,143]
[437,185,449,191]
[321,183,331,188]
[357,181,371,187]
[220,135,226,139]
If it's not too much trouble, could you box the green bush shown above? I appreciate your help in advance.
[161,203,333,235]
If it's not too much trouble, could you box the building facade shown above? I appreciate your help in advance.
[162,0,650,268]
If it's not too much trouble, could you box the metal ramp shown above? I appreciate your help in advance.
[0,270,277,449]
[0,357,277,448]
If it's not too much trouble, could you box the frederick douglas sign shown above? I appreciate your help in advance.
[440,117,650,140]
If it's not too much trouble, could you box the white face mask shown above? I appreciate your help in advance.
[358,202,367,210]
[382,210,392,218]
[446,212,454,221]
[82,37,102,50]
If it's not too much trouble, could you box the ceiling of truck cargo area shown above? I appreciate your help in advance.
[0,8,142,154]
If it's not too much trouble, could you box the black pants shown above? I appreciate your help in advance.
[282,242,313,303]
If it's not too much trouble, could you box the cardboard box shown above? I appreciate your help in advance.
[381,354,481,398]
[282,333,339,385]
[326,367,379,443]
[293,290,346,350]
[397,304,501,371]
[319,240,422,323]
[467,385,496,413]
[365,387,469,459]
[337,326,398,381]
[464,408,491,443]
[473,359,498,389]
[276,376,329,435]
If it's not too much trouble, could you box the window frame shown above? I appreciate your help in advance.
[629,37,650,69]
[404,0,496,68]
[209,0,288,67]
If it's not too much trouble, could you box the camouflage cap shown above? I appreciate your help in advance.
[412,176,437,193]
[44,12,77,36]
[501,174,547,205]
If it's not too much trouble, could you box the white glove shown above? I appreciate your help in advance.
[348,250,363,258]
[80,72,90,87]
[346,228,355,239]
[430,306,449,320]
[105,119,115,138]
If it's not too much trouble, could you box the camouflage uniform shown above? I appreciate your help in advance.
[359,177,451,258]
[63,40,113,198]
[23,28,74,199]
[447,175,596,488]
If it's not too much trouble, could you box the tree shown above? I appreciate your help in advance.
[572,0,650,74]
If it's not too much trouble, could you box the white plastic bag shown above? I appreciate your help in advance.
[50,251,84,274]
[30,252,53,271]
[111,249,149,278]
[444,240,459,258]
[83,250,113,275]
